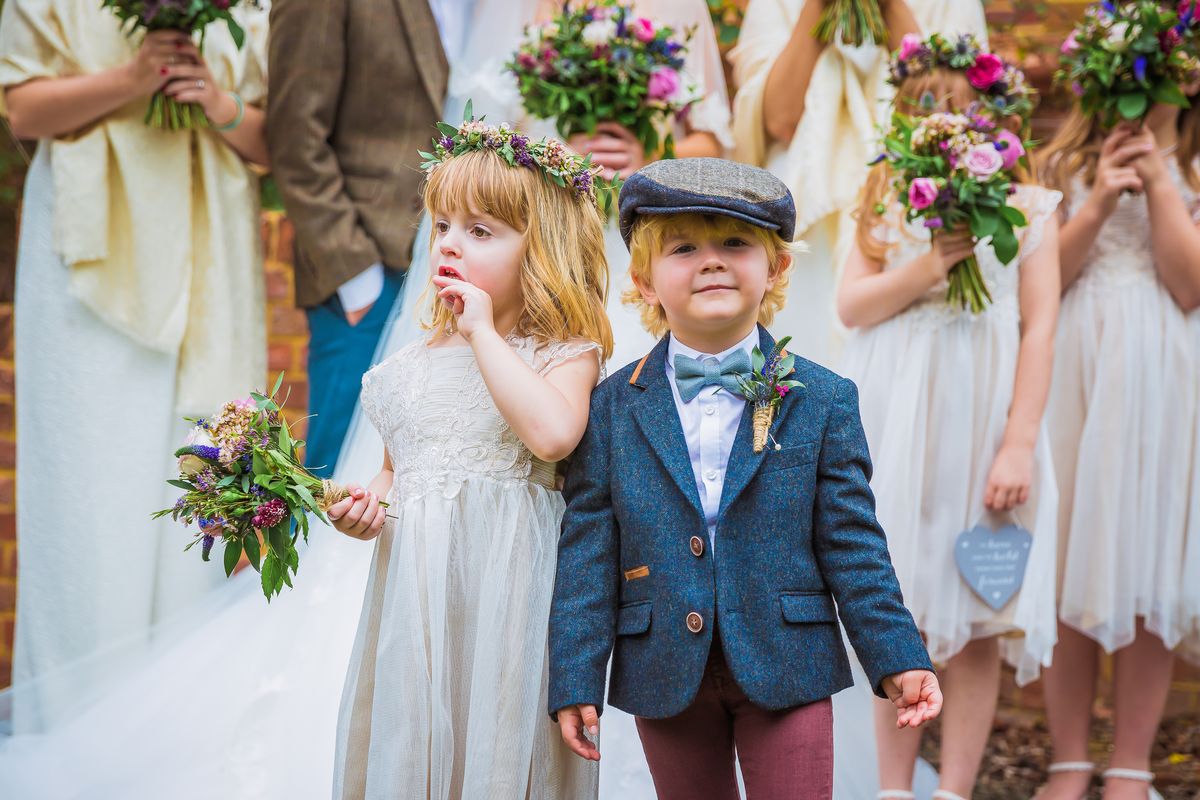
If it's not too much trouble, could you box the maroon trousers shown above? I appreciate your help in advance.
[634,642,834,800]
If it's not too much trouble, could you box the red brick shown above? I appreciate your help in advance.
[265,267,292,302]
[0,581,13,609]
[278,379,308,411]
[0,440,14,469]
[0,475,12,507]
[0,363,12,398]
[0,541,15,574]
[267,344,293,372]
[270,305,308,338]
[0,514,13,542]
[0,401,12,433]
[0,659,10,690]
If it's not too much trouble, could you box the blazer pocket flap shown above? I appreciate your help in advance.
[761,442,817,472]
[780,592,836,623]
[617,601,652,636]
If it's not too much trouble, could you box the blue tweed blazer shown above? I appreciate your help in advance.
[547,326,932,720]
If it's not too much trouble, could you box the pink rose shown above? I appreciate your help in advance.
[632,17,656,43]
[964,144,1005,178]
[898,33,923,61]
[908,178,938,211]
[966,52,1005,90]
[1060,32,1079,55]
[647,67,680,101]
[993,129,1025,171]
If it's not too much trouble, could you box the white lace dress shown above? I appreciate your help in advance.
[332,336,601,800]
[838,185,1062,685]
[1047,160,1200,661]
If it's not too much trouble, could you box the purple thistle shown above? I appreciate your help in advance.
[250,484,267,497]
[201,535,215,560]
[924,217,945,229]
[251,498,289,530]
[174,496,186,511]
[439,136,454,151]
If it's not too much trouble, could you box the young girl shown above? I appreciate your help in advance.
[1034,85,1200,800]
[837,49,1062,799]
[326,123,612,800]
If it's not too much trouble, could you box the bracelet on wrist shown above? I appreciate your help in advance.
[212,91,245,132]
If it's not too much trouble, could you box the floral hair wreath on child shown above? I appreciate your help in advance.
[418,101,620,215]
[888,33,1037,126]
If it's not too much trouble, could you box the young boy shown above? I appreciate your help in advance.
[548,158,940,798]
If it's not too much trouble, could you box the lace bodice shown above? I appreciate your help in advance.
[1066,157,1200,290]
[360,336,603,503]
[877,185,1061,329]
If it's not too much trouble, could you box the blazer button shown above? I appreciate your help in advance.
[689,536,705,557]
[686,612,704,634]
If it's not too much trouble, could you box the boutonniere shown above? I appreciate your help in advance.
[735,336,805,453]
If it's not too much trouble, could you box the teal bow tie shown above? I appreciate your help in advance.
[673,350,751,403]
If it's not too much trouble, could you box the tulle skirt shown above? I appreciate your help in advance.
[1048,270,1198,659]
[332,477,596,799]
[840,302,1059,685]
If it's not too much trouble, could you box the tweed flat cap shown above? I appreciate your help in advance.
[617,157,796,248]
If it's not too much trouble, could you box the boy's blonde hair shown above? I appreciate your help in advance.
[622,213,796,338]
[421,148,614,359]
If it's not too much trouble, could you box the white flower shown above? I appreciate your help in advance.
[581,19,617,46]
[184,425,215,448]
[1105,21,1131,51]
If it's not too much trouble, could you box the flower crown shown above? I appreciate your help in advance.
[418,103,617,212]
[889,33,1037,125]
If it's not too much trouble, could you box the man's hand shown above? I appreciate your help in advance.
[882,669,942,729]
[556,704,601,761]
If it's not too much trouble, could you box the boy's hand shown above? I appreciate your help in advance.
[326,485,386,540]
[882,669,942,729]
[556,704,601,761]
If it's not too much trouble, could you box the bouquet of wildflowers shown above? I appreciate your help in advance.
[707,0,745,49]
[813,0,886,47]
[874,110,1030,313]
[508,1,698,164]
[102,0,257,129]
[154,375,369,600]
[1057,0,1200,126]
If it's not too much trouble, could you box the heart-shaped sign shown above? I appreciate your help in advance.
[954,523,1033,611]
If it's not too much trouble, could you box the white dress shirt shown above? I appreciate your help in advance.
[337,0,476,315]
[665,328,759,548]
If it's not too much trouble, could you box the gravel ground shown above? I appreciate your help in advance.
[917,711,1200,799]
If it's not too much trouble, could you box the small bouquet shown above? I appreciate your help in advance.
[1056,0,1200,126]
[154,375,372,600]
[102,0,256,129]
[735,337,803,454]
[874,110,1030,313]
[813,0,886,47]
[508,1,698,169]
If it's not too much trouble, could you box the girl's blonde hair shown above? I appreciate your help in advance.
[421,149,613,359]
[854,68,1032,263]
[1036,98,1200,206]
[622,213,796,338]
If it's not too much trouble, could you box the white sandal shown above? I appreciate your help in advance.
[876,793,915,800]
[1031,761,1095,800]
[932,791,969,800]
[1101,768,1163,800]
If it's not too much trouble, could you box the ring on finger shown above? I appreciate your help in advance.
[196,79,205,90]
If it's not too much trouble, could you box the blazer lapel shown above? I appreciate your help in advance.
[397,0,450,113]
[718,325,805,518]
[630,338,705,521]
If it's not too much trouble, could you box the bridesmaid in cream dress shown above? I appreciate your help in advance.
[728,0,988,367]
